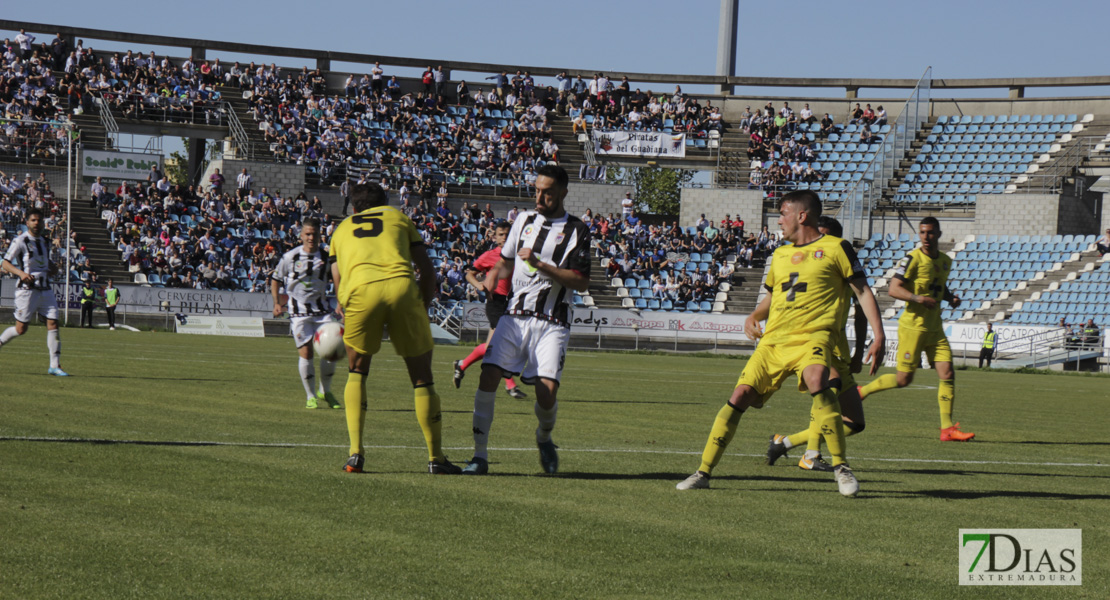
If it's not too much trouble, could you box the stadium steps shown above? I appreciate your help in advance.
[1012,115,1110,194]
[70,113,110,151]
[214,85,275,161]
[961,247,1104,323]
[67,202,132,282]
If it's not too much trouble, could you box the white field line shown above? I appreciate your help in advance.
[1,436,1104,469]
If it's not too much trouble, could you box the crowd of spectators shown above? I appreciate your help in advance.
[587,209,781,308]
[740,101,885,198]
[0,169,74,276]
[1,31,78,164]
[565,74,725,134]
[93,166,330,291]
[241,62,564,191]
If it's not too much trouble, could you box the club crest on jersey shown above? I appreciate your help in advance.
[791,252,805,264]
[904,352,911,361]
[554,233,566,244]
[814,249,824,259]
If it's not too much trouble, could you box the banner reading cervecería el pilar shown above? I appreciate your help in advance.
[592,130,686,158]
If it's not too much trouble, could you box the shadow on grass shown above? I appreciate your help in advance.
[562,399,706,406]
[870,468,1110,479]
[870,489,1110,501]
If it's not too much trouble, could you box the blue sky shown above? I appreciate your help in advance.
[5,0,1108,156]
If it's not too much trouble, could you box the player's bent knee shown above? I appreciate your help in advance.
[844,419,865,434]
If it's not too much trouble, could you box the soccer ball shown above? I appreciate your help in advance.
[313,322,346,361]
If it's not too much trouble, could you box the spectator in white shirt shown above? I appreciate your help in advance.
[236,168,252,199]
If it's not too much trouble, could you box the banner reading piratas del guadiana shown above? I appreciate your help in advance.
[82,149,163,180]
[592,130,686,158]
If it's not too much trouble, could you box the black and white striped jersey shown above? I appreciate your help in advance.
[3,231,51,290]
[501,210,591,327]
[271,245,332,316]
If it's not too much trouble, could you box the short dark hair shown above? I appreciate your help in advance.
[779,190,822,220]
[535,164,568,189]
[817,215,843,237]
[26,207,44,221]
[302,217,321,230]
[920,216,941,231]
[350,182,388,212]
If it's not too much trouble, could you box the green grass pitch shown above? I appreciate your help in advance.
[1,328,1106,598]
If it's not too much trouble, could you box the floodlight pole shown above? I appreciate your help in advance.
[715,0,739,95]
[64,128,73,326]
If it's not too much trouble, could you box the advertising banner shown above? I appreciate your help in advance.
[592,130,686,158]
[175,315,265,337]
[82,149,163,180]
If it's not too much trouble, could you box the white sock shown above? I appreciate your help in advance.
[0,326,18,347]
[298,357,316,399]
[318,359,336,394]
[804,449,820,460]
[535,401,558,443]
[782,436,795,450]
[47,329,60,369]
[472,389,497,460]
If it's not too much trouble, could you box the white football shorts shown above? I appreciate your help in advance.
[14,288,59,323]
[291,313,336,349]
[484,315,570,384]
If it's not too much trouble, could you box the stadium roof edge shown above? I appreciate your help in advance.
[5,19,1110,91]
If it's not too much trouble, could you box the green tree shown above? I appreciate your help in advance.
[165,138,218,187]
[631,166,694,216]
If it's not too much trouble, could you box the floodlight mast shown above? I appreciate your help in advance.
[716,0,738,95]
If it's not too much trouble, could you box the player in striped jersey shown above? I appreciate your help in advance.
[0,208,68,376]
[462,165,592,475]
[271,217,340,409]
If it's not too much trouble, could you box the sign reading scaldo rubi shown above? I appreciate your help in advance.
[82,149,163,180]
[959,529,1081,586]
[592,130,686,158]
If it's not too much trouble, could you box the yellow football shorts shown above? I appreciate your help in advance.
[895,326,952,373]
[342,276,433,357]
[737,330,834,406]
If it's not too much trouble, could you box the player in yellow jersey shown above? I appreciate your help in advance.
[677,191,886,497]
[856,217,975,441]
[766,216,870,471]
[330,182,462,475]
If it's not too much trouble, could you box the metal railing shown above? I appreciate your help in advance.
[95,95,119,148]
[996,326,1108,371]
[98,93,228,127]
[226,102,253,159]
[838,66,932,243]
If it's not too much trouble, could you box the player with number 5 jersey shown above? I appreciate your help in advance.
[329,182,461,476]
[0,208,68,375]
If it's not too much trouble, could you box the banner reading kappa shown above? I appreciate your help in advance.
[592,130,686,158]
[82,149,163,180]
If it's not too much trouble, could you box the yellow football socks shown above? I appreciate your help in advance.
[698,403,744,474]
[808,389,847,466]
[938,379,955,429]
[345,372,367,456]
[859,373,899,400]
[414,385,445,462]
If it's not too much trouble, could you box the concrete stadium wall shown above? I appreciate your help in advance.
[565,182,633,221]
[203,159,306,198]
[680,188,763,228]
[865,214,978,245]
[972,193,1099,237]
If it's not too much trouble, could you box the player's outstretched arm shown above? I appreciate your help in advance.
[486,257,509,294]
[889,277,936,309]
[411,245,437,310]
[744,291,772,341]
[850,278,887,375]
[464,268,484,290]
